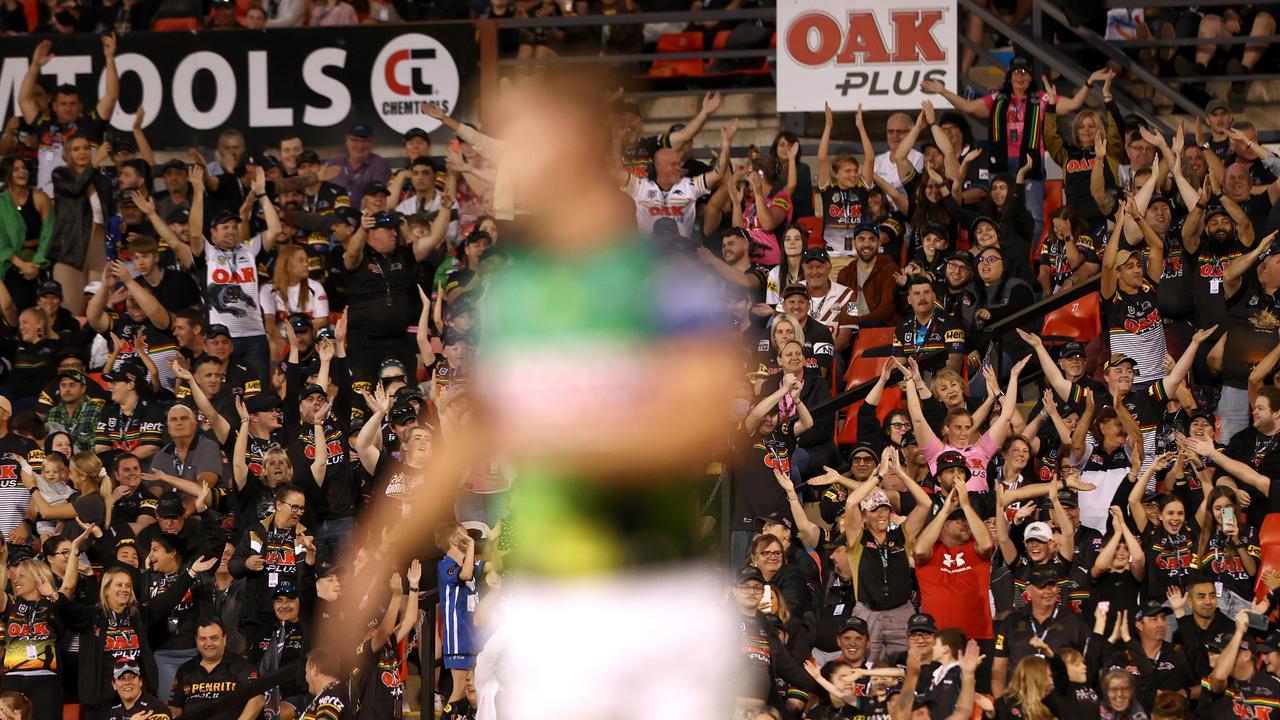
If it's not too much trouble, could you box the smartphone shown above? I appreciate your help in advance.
[1222,506,1237,535]
[1248,612,1269,632]
[1097,600,1110,616]
[761,585,773,608]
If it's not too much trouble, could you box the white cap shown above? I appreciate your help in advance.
[1024,521,1054,543]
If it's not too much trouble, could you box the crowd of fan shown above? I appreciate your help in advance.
[5,16,1280,720]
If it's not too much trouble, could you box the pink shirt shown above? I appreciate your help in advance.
[744,190,793,266]
[981,91,1048,161]
[921,433,999,492]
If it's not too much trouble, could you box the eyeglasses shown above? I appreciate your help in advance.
[736,584,764,595]
[755,550,783,559]
[889,421,911,429]
[380,374,406,385]
[978,255,1002,264]
[51,550,71,557]
[281,502,305,514]
[851,456,876,464]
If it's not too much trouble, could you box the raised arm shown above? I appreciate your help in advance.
[893,111,928,183]
[309,399,328,487]
[86,262,116,334]
[855,104,875,186]
[773,468,821,550]
[702,120,737,188]
[355,384,390,474]
[1183,175,1212,253]
[414,192,455,262]
[1048,479,1075,561]
[666,91,721,150]
[397,560,422,642]
[18,41,52,124]
[1069,390,1096,465]
[993,484,1019,565]
[1100,206,1126,298]
[1226,231,1277,296]
[1164,324,1218,397]
[1220,191,1256,248]
[231,398,250,490]
[921,78,989,118]
[986,356,1032,446]
[914,487,959,563]
[96,35,118,121]
[343,214,372,271]
[131,107,155,168]
[1210,612,1251,694]
[116,260,172,330]
[817,103,834,189]
[903,371,940,449]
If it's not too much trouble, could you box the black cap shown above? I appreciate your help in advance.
[970,216,999,236]
[245,393,282,414]
[288,313,314,331]
[1008,55,1031,73]
[57,368,87,385]
[37,280,62,297]
[348,122,373,138]
[363,182,391,197]
[1135,599,1172,620]
[651,217,683,241]
[460,230,493,249]
[920,222,950,242]
[273,582,299,599]
[936,450,969,476]
[781,284,809,300]
[1141,491,1162,505]
[371,211,399,229]
[1189,411,1217,428]
[299,383,327,400]
[802,247,831,265]
[165,207,191,225]
[241,154,278,171]
[403,128,430,142]
[394,385,426,403]
[156,495,185,518]
[209,209,240,228]
[1257,633,1280,653]
[442,329,469,347]
[848,442,877,461]
[389,403,418,425]
[334,206,360,227]
[1026,564,1060,588]
[318,561,341,578]
[205,324,232,340]
[115,188,137,206]
[944,250,975,269]
[104,358,146,385]
[1058,341,1087,359]
[296,150,321,166]
[1208,632,1233,652]
[159,158,187,174]
[1148,193,1172,209]
[1205,204,1232,222]
[1056,489,1079,508]
[839,617,869,637]
[756,512,794,533]
[907,613,938,635]
[445,299,473,320]
[736,565,765,585]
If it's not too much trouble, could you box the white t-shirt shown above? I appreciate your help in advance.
[396,193,460,248]
[259,280,330,336]
[203,236,266,338]
[625,174,709,239]
[874,149,923,199]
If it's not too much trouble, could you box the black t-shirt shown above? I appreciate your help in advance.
[892,311,966,374]
[819,184,870,253]
[30,109,108,153]
[146,570,201,651]
[852,526,912,611]
[143,270,204,314]
[1158,226,1195,321]
[732,423,796,531]
[170,655,259,716]
[1142,524,1197,600]
[1223,273,1280,387]
[1111,639,1196,710]
[286,421,355,524]
[345,246,420,338]
[357,637,406,720]
[1191,233,1246,330]
[301,681,353,720]
[108,695,172,720]
[1223,427,1280,512]
[372,454,428,527]
[994,606,1089,671]
[112,485,157,535]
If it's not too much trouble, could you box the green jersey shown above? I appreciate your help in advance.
[477,239,724,575]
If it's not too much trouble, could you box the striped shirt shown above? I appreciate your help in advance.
[808,282,859,337]
[1102,275,1167,382]
[438,556,482,657]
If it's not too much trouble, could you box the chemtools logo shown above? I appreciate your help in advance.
[370,33,460,134]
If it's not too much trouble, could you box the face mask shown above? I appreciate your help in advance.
[731,399,752,420]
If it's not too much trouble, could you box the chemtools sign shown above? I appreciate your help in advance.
[0,24,475,149]
[776,0,957,112]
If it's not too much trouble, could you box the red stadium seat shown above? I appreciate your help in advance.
[795,216,824,248]
[153,17,198,30]
[835,327,896,444]
[63,704,79,720]
[1255,513,1280,602]
[87,372,108,391]
[22,0,36,33]
[639,32,705,79]
[1040,292,1100,344]
[1036,179,1065,262]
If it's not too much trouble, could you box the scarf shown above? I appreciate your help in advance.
[989,93,1045,179]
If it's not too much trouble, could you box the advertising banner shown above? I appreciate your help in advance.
[776,0,957,111]
[0,24,478,149]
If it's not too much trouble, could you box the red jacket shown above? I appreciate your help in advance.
[836,254,900,328]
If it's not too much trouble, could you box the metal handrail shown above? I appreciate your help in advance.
[497,47,773,66]
[492,6,774,28]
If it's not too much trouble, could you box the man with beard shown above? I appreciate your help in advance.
[893,275,965,376]
[697,229,767,304]
[1182,182,1254,333]
[154,159,191,219]
[835,222,900,328]
[934,251,979,332]
[1215,232,1280,440]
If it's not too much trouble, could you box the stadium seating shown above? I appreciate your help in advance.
[1040,292,1101,344]
[639,32,705,80]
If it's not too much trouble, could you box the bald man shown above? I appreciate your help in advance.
[874,112,924,196]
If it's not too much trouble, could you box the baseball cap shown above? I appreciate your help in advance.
[1008,56,1031,73]
[205,324,232,340]
[1208,632,1233,653]
[1204,204,1232,222]
[1189,411,1217,428]
[880,218,904,243]
[389,403,417,425]
[935,450,969,476]
[944,250,975,269]
[970,216,999,237]
[371,211,399,229]
[756,511,794,533]
[839,617,869,637]
[907,613,938,635]
[1135,599,1173,620]
[245,393,282,414]
[1102,353,1139,374]
[403,128,430,142]
[1141,491,1162,505]
[299,383,327,400]
[1206,98,1231,115]
[460,230,493,250]
[296,150,322,166]
[920,222,950,242]
[736,565,765,585]
[379,359,406,376]
[112,659,142,679]
[274,582,299,599]
[159,158,187,174]
[802,247,831,265]
[104,359,145,385]
[1148,192,1172,209]
[156,495,185,519]
[210,209,240,228]
[1023,521,1054,543]
[288,313,314,331]
[37,280,63,298]
[1026,564,1059,588]
[860,490,892,512]
[57,368,87,385]
[333,206,360,227]
[348,122,373,138]
[1256,633,1280,653]
[1056,490,1079,508]
[781,284,809,300]
[852,221,880,238]
[651,217,685,244]
[115,189,137,206]
[317,561,341,578]
[363,182,391,197]
[165,207,191,225]
[1058,341,1087,359]
[441,329,469,347]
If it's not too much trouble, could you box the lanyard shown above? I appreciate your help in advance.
[1028,607,1057,642]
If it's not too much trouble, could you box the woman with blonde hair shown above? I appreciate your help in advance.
[0,530,93,720]
[756,314,806,375]
[259,243,329,359]
[988,655,1053,720]
[9,306,62,406]
[19,451,113,543]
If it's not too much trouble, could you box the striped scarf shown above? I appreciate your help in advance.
[989,93,1045,178]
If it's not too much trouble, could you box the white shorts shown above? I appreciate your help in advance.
[487,567,739,720]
